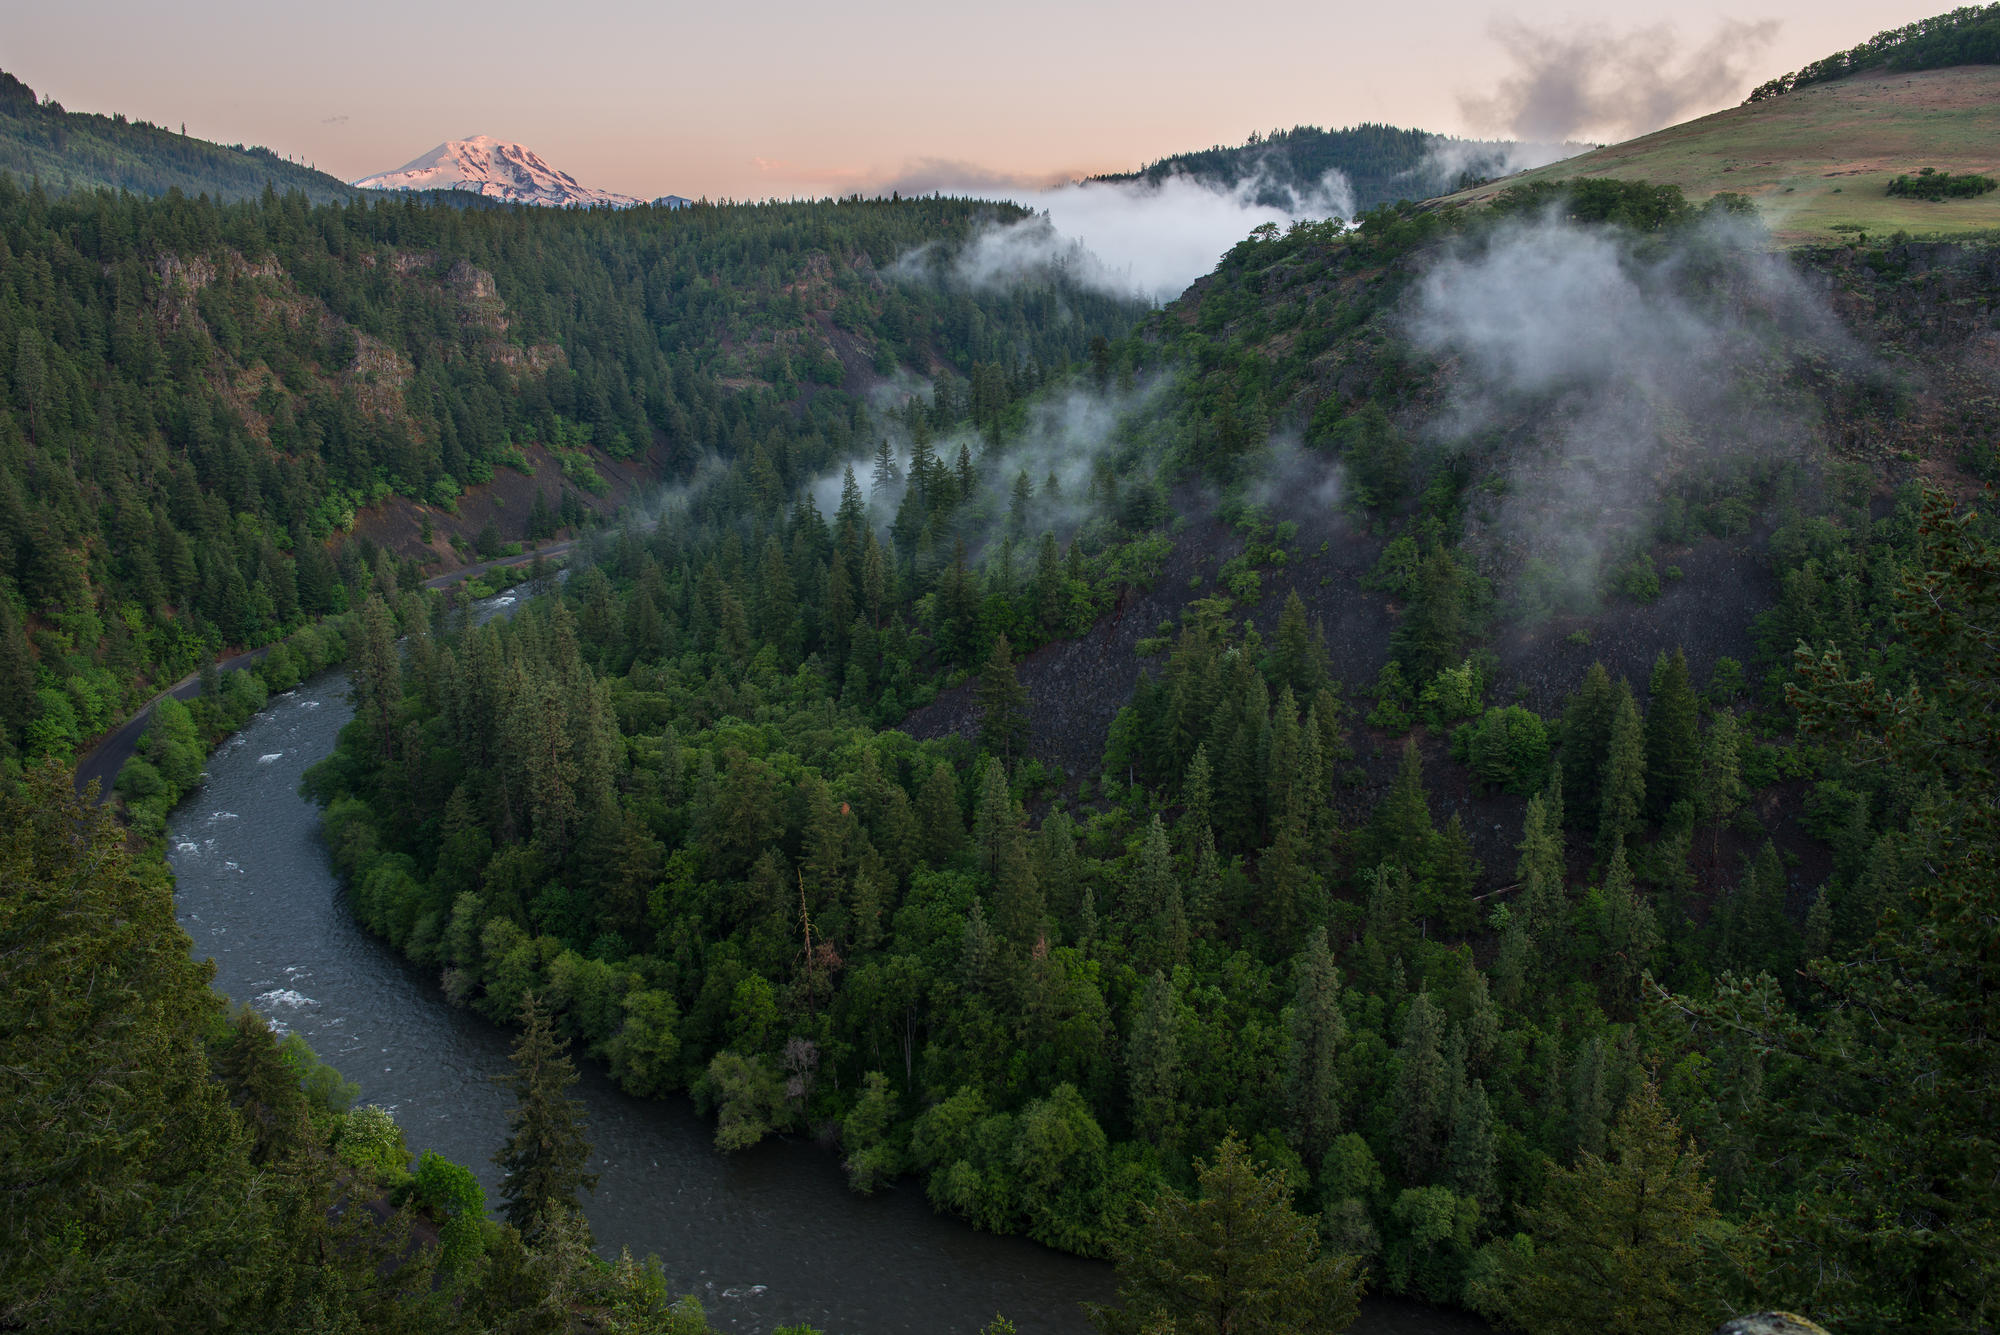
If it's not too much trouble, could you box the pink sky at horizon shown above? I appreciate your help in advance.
[5,0,1958,200]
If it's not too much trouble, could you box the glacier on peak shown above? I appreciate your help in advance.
[353,136,678,209]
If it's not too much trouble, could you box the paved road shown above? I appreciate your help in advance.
[73,538,584,803]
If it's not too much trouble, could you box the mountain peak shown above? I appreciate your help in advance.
[354,136,645,208]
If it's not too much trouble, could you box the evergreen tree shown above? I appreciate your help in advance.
[1559,662,1617,818]
[916,761,964,865]
[352,593,402,760]
[1517,788,1568,979]
[494,994,599,1245]
[216,1010,312,1167]
[1447,1077,1496,1208]
[1597,681,1646,851]
[1694,710,1746,862]
[1360,738,1436,874]
[1126,973,1184,1152]
[1285,927,1346,1166]
[1642,649,1700,820]
[1394,545,1470,678]
[1595,841,1661,1001]
[1268,589,1329,698]
[1090,1134,1363,1335]
[977,634,1030,765]
[1496,1082,1722,1335]
[1394,990,1448,1183]
[1569,1034,1610,1160]
[869,438,903,509]
[1,763,293,1329]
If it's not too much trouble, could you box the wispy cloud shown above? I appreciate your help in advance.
[1461,18,1781,143]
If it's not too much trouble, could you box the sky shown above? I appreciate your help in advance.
[4,0,1958,200]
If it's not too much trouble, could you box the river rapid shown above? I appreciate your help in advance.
[168,661,1491,1335]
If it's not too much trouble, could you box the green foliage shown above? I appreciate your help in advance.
[1459,704,1551,794]
[1493,1083,1722,1335]
[1089,1134,1364,1335]
[1672,488,2000,1333]
[1747,4,2000,100]
[494,993,598,1245]
[1885,167,1999,201]
[0,70,356,201]
[414,1150,488,1271]
[335,1105,410,1181]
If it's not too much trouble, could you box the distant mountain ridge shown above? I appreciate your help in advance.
[354,136,684,209]
[1095,123,1578,214]
[0,69,355,203]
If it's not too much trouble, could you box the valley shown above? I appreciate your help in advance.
[3,8,1998,1335]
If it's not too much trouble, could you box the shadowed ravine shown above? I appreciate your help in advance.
[168,661,1492,1335]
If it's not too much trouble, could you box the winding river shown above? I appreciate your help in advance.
[168,659,1491,1335]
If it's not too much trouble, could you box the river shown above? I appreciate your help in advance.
[167,661,1492,1335]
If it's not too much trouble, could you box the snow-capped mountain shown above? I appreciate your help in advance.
[353,136,644,208]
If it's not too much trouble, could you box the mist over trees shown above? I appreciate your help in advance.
[3,43,1998,1328]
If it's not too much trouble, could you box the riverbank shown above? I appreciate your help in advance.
[72,535,578,804]
[169,654,1494,1335]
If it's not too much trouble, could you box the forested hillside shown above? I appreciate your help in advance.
[0,175,1140,770]
[1098,124,1534,211]
[0,70,356,203]
[1747,1,2000,100]
[301,178,1997,1332]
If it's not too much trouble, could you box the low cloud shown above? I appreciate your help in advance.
[1408,137,1591,195]
[1461,18,1781,143]
[1405,207,1851,604]
[805,378,1169,550]
[896,166,1355,304]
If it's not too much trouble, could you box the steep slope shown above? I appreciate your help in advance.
[1438,66,2000,241]
[0,183,1144,769]
[0,70,354,204]
[354,135,648,208]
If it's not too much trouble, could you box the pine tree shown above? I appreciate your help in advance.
[1448,1076,1496,1208]
[1394,990,1448,1183]
[1089,1134,1363,1335]
[1596,841,1661,1001]
[494,994,599,1245]
[976,634,1030,765]
[1694,710,1746,862]
[1394,545,1469,678]
[1268,589,1328,698]
[916,761,964,865]
[1007,470,1034,541]
[1429,811,1481,934]
[1360,738,1436,874]
[1517,788,1567,978]
[1285,927,1346,1166]
[1569,1034,1610,1160]
[1179,744,1215,851]
[1497,1082,1722,1335]
[869,438,902,508]
[1643,648,1700,820]
[1127,973,1183,1152]
[216,1009,312,1167]
[352,593,401,760]
[1559,662,1617,818]
[1034,531,1064,634]
[1597,681,1646,851]
[975,758,1043,945]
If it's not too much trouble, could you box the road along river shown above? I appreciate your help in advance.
[168,664,1492,1335]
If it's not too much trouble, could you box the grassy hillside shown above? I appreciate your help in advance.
[1439,66,2000,242]
[0,70,355,204]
